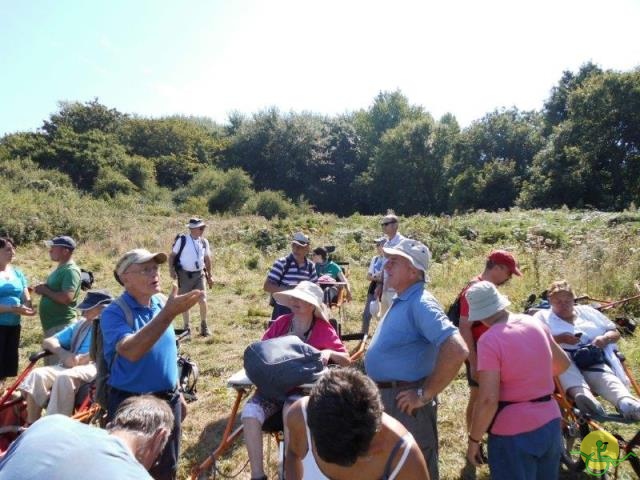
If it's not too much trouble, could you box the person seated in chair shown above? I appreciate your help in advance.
[311,247,352,306]
[285,367,430,479]
[241,281,351,480]
[19,289,113,424]
[534,280,640,420]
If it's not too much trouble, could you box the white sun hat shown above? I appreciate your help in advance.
[466,280,511,322]
[272,281,330,321]
[382,238,431,273]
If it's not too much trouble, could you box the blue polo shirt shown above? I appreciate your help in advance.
[365,282,458,382]
[100,292,177,393]
[55,319,92,354]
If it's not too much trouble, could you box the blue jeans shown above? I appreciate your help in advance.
[488,418,561,480]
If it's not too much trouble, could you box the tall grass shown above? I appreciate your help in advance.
[8,208,640,479]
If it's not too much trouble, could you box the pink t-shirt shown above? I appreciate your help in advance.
[477,315,560,436]
[262,314,347,353]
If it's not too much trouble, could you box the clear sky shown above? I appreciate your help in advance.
[1,0,639,136]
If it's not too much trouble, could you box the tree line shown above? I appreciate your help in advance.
[1,62,639,217]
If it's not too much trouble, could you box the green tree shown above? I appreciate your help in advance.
[207,168,253,213]
[448,108,543,211]
[520,69,640,209]
[357,115,448,214]
[542,62,602,135]
[42,99,124,137]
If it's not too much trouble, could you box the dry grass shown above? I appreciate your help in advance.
[7,211,640,479]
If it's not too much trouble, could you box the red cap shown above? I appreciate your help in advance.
[488,250,522,276]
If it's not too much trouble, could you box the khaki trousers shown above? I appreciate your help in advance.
[20,364,96,422]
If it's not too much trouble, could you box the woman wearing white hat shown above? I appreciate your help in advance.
[465,281,570,480]
[242,281,351,480]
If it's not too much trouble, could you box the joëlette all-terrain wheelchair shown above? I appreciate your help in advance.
[526,288,640,478]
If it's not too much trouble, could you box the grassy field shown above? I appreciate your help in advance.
[7,209,640,479]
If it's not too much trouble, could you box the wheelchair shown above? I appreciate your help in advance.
[190,332,368,480]
[0,350,97,455]
[555,351,640,478]
[526,289,640,477]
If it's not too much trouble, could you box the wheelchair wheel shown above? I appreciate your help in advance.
[560,416,590,472]
[625,430,640,477]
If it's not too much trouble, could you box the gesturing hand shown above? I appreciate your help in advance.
[162,285,204,318]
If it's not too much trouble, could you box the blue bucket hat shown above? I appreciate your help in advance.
[76,290,113,311]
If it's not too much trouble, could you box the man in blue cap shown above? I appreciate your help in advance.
[20,289,113,424]
[33,235,82,365]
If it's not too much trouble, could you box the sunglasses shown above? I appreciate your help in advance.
[381,221,397,226]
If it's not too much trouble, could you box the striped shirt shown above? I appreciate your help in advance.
[266,254,318,287]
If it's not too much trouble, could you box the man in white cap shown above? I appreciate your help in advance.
[377,211,406,318]
[168,218,213,336]
[19,289,113,424]
[32,235,82,365]
[263,231,318,320]
[101,248,203,480]
[365,238,468,480]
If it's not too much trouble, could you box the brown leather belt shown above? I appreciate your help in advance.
[375,379,423,389]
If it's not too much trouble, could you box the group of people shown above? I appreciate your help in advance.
[1,210,639,480]
[0,218,214,480]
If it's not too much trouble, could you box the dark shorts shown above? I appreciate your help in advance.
[177,269,205,294]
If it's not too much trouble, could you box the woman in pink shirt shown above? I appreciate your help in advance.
[465,281,570,480]
[242,281,350,480]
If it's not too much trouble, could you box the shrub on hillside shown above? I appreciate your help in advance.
[207,168,253,213]
[245,190,292,219]
[93,168,137,198]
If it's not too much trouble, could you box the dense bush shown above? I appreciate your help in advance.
[245,190,292,219]
[207,168,253,214]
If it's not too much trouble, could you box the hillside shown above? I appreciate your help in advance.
[7,208,640,479]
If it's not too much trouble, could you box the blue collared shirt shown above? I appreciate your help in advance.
[101,292,177,393]
[365,282,458,382]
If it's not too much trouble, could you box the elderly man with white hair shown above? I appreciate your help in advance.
[101,248,203,480]
[365,238,468,480]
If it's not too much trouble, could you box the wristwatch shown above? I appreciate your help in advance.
[416,388,431,406]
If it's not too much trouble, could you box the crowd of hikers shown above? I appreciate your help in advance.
[0,211,639,480]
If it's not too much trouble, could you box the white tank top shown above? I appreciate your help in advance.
[300,402,414,480]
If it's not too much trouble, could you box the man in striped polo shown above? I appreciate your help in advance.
[263,232,318,319]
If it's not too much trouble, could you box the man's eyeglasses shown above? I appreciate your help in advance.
[125,265,160,276]
[381,221,397,226]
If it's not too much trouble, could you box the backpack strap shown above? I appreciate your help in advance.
[173,234,187,270]
[113,293,166,329]
[69,318,93,354]
[113,296,134,328]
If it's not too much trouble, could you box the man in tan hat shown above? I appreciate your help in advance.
[263,231,318,320]
[169,218,213,336]
[365,238,468,480]
[101,248,203,480]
